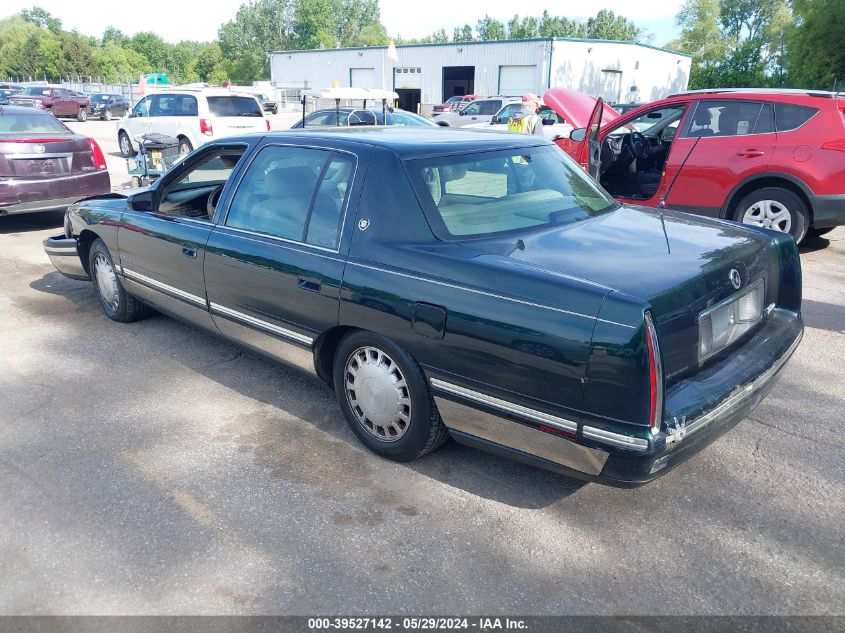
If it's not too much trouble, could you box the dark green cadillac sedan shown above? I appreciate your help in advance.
[44,128,803,486]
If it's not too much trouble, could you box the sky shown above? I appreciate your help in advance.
[2,0,684,46]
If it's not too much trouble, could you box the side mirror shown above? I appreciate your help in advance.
[570,127,587,142]
[542,118,554,126]
[458,109,466,116]
[129,190,153,211]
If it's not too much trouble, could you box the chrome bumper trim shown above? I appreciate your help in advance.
[582,426,649,452]
[42,235,89,280]
[122,268,207,307]
[429,378,578,433]
[209,302,314,346]
[665,329,803,445]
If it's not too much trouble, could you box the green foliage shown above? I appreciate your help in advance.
[21,6,61,32]
[788,0,845,90]
[476,16,506,41]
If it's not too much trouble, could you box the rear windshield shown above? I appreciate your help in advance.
[0,112,70,134]
[406,145,618,240]
[207,96,262,117]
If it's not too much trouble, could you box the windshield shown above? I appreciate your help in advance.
[0,112,70,134]
[23,87,51,96]
[445,97,462,105]
[406,146,617,240]
[206,96,262,117]
[391,111,436,127]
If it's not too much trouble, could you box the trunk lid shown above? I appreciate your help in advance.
[0,134,98,178]
[470,206,776,379]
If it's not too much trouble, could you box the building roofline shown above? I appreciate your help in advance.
[269,37,692,59]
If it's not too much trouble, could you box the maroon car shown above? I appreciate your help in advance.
[0,106,110,216]
[432,94,485,115]
[7,86,90,122]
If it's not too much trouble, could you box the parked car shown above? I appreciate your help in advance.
[88,93,129,121]
[432,94,484,116]
[432,97,519,127]
[257,94,278,114]
[7,86,90,121]
[43,127,802,486]
[0,106,109,216]
[117,88,269,158]
[463,102,574,140]
[547,87,845,242]
[0,86,23,105]
[291,107,436,128]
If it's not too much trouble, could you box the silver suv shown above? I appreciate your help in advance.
[432,97,520,128]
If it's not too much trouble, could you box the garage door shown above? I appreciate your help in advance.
[498,65,538,96]
[350,68,376,89]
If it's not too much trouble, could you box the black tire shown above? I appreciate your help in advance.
[733,187,808,243]
[77,107,87,122]
[103,108,112,121]
[178,137,193,154]
[118,131,133,158]
[333,331,449,461]
[88,239,148,323]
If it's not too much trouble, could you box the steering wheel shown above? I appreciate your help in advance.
[626,131,650,160]
[206,185,224,218]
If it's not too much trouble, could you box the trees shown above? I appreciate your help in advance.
[476,16,506,41]
[788,0,845,90]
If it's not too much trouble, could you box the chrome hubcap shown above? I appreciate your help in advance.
[344,346,411,442]
[742,199,792,233]
[120,136,130,155]
[93,253,120,311]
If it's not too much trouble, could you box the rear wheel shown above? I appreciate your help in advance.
[77,107,87,122]
[88,239,148,323]
[178,137,193,154]
[333,331,448,461]
[734,187,808,243]
[118,131,133,158]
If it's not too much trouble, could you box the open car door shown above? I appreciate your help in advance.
[576,98,605,180]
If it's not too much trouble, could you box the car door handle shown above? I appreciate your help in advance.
[737,149,765,158]
[298,277,321,293]
[182,247,197,259]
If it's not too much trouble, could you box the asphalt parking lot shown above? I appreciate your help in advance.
[0,119,843,615]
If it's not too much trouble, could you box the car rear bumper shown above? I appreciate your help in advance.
[43,234,89,280]
[811,193,845,229]
[434,309,802,487]
[0,172,110,215]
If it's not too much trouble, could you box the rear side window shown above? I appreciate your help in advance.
[207,96,262,117]
[775,103,818,132]
[685,100,774,137]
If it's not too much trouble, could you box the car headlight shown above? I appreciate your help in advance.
[699,279,765,361]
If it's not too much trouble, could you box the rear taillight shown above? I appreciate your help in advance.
[89,138,107,170]
[265,118,271,131]
[200,119,213,136]
[644,312,663,435]
[821,139,845,152]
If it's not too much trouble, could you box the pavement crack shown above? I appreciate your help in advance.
[746,416,842,448]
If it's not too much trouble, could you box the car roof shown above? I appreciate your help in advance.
[263,126,548,157]
[668,88,838,99]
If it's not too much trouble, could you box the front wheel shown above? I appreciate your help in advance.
[89,239,148,323]
[118,131,133,158]
[103,108,112,121]
[333,331,448,461]
[77,107,87,122]
[734,187,808,243]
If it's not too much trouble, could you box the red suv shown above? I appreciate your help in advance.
[546,88,845,242]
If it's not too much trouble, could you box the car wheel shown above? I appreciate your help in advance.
[88,239,148,323]
[118,131,133,158]
[734,187,808,243]
[77,107,87,122]
[103,109,112,121]
[178,137,193,154]
[333,331,449,461]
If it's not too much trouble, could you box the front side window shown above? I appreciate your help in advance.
[133,98,149,117]
[406,146,617,239]
[151,94,197,117]
[226,146,354,250]
[157,148,246,219]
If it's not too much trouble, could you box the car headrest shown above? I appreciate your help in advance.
[693,108,712,126]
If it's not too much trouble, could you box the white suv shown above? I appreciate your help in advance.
[117,88,269,157]
[432,97,519,128]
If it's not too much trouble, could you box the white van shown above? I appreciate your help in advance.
[117,88,269,157]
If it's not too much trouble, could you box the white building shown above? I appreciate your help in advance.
[270,38,691,115]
